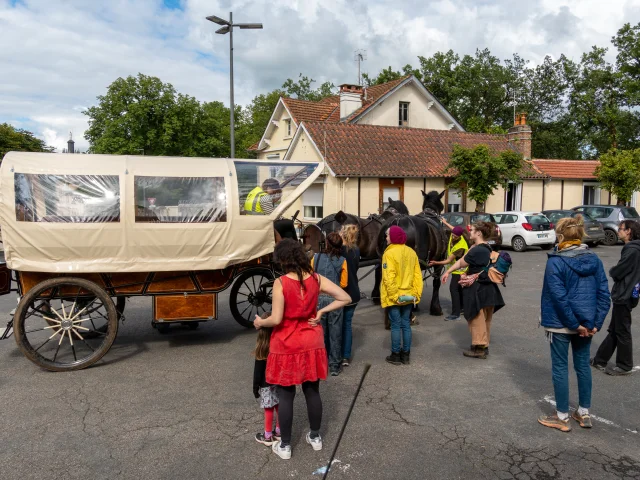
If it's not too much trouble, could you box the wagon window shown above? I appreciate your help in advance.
[234,161,318,216]
[14,173,120,222]
[134,176,227,223]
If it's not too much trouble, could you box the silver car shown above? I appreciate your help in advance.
[571,205,640,246]
[543,210,606,246]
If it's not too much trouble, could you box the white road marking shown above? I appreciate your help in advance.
[313,459,342,475]
[542,395,638,434]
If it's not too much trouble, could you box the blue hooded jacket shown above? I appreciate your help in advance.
[540,246,610,331]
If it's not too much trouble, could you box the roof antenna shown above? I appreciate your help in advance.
[354,50,367,86]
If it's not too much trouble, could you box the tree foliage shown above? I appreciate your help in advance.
[447,145,523,212]
[0,123,54,159]
[281,74,335,101]
[596,148,640,204]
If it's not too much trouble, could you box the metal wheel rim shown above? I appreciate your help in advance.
[17,282,116,369]
[605,230,617,245]
[513,238,524,251]
[235,273,273,324]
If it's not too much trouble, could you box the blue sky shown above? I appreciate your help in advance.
[1,0,639,152]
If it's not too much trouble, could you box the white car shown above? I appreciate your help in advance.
[493,211,556,252]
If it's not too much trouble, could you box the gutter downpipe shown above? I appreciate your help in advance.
[358,178,361,217]
[342,177,350,212]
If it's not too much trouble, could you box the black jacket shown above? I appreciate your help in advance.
[610,240,640,306]
[253,359,268,398]
[341,246,360,305]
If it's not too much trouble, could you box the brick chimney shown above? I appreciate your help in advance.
[507,113,532,160]
[339,84,363,120]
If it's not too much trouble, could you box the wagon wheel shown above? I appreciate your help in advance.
[13,277,118,372]
[230,268,274,328]
[82,296,126,339]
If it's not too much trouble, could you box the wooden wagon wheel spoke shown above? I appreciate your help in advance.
[15,277,118,372]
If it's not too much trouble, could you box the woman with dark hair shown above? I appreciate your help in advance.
[254,239,350,460]
[311,232,348,376]
[442,221,505,359]
[592,219,640,376]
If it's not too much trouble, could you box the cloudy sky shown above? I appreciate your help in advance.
[1,0,639,152]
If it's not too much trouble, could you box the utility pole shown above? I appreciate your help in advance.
[355,50,367,85]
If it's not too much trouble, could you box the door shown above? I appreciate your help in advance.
[505,183,522,211]
[379,179,404,213]
[499,214,519,243]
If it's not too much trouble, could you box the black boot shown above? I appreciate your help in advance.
[463,345,487,359]
[400,350,410,365]
[385,352,402,365]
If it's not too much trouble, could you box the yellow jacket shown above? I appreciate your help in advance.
[380,244,423,308]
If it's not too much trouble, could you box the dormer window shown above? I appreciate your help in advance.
[399,102,409,126]
[284,119,292,137]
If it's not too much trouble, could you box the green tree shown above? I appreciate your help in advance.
[567,47,640,156]
[446,145,523,212]
[236,89,284,158]
[613,22,640,105]
[595,148,640,204]
[84,73,227,157]
[0,123,54,159]
[281,74,335,101]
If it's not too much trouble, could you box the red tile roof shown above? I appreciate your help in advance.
[282,97,339,124]
[533,159,599,179]
[343,76,410,122]
[302,122,542,178]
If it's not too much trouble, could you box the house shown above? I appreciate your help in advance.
[251,76,632,222]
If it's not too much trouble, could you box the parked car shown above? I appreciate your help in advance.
[441,212,503,248]
[493,211,556,252]
[571,205,640,246]
[542,210,606,247]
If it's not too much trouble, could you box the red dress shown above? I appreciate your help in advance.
[266,274,328,386]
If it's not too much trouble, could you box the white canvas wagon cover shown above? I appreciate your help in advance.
[0,152,323,273]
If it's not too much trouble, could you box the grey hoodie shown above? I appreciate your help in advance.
[610,240,640,306]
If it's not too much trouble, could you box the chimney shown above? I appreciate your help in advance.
[507,113,531,160]
[67,131,75,154]
[339,84,363,120]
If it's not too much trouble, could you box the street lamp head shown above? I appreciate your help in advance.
[206,15,230,26]
[237,23,263,29]
[215,25,230,34]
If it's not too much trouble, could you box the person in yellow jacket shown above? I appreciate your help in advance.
[244,178,282,215]
[381,225,423,365]
[429,226,469,321]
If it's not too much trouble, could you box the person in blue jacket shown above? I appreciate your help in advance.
[538,215,610,432]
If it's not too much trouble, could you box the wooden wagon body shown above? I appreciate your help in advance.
[0,152,323,371]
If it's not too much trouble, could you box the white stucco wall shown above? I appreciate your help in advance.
[257,102,296,160]
[356,83,453,130]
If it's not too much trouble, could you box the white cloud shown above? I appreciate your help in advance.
[1,0,640,152]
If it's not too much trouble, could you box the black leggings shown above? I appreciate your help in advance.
[277,381,322,445]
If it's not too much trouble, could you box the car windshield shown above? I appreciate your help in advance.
[525,214,550,225]
[470,213,495,223]
[621,207,639,218]
[573,212,594,221]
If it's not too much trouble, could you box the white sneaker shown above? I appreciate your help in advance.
[306,432,323,451]
[272,441,291,460]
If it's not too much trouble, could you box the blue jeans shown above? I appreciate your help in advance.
[342,304,357,359]
[549,332,592,413]
[388,305,412,353]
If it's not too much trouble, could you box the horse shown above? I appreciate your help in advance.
[373,190,448,316]
[310,191,447,316]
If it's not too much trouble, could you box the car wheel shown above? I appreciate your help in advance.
[586,241,598,248]
[603,229,618,246]
[512,236,527,252]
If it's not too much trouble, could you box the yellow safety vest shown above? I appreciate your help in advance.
[244,186,266,214]
[448,235,469,275]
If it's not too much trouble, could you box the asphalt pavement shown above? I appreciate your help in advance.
[0,245,639,480]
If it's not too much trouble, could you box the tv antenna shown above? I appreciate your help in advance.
[354,50,367,85]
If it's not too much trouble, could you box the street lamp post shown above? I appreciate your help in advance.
[206,13,263,159]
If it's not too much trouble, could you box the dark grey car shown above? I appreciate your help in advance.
[542,210,606,246]
[571,205,640,245]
